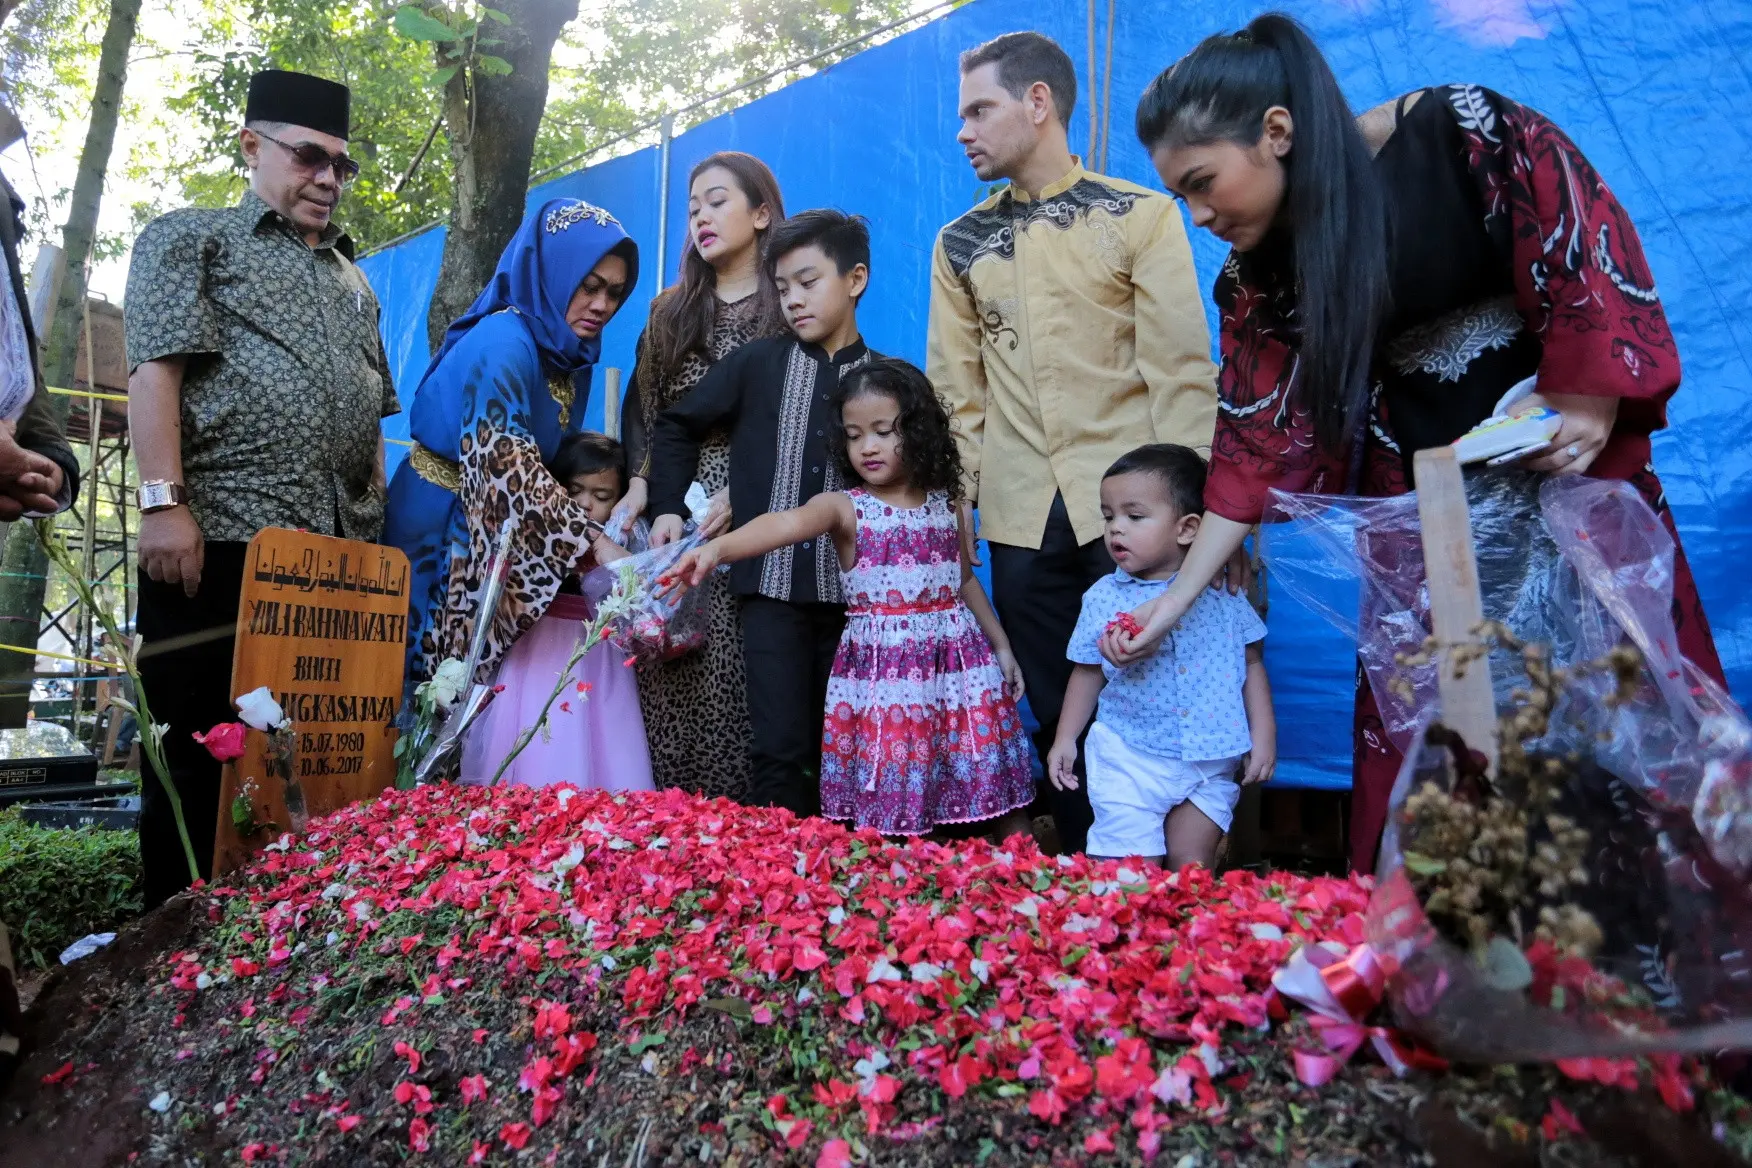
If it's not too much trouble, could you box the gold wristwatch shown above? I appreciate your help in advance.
[137,480,187,513]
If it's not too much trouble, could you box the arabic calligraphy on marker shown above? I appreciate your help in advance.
[252,547,409,599]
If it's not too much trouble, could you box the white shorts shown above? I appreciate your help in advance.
[1083,721,1242,858]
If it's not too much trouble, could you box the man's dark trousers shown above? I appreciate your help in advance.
[135,541,248,909]
[739,596,845,819]
[987,494,1113,855]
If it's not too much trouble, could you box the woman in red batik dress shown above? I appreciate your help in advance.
[1118,13,1727,873]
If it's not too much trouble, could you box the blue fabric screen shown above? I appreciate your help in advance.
[359,0,1752,789]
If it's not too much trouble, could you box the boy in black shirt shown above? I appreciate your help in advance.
[650,210,878,817]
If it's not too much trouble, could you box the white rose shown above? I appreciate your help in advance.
[235,686,288,731]
[429,658,468,710]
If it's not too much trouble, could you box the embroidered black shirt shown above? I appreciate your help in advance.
[649,335,876,603]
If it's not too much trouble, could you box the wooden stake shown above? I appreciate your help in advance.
[1413,447,1497,774]
[603,366,622,440]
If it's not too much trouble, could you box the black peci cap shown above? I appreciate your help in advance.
[244,69,350,140]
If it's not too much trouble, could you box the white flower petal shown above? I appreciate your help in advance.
[235,686,288,732]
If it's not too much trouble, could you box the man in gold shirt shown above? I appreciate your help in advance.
[926,31,1217,853]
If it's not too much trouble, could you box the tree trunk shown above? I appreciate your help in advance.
[0,0,140,727]
[424,0,578,352]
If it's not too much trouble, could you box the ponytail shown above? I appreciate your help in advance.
[1136,12,1387,454]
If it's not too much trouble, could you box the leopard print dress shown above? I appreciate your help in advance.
[633,294,769,801]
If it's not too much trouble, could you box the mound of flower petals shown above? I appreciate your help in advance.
[138,784,1384,1160]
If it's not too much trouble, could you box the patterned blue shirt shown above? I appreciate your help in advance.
[1067,569,1266,762]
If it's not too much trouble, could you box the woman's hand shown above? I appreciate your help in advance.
[1517,391,1617,476]
[701,488,732,538]
[608,476,648,540]
[1099,595,1173,667]
[994,647,1025,701]
[1214,539,1253,595]
[650,514,685,547]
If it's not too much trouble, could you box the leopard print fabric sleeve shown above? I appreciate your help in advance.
[420,381,600,686]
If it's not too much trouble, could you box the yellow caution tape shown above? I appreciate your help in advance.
[0,640,116,670]
[45,385,130,403]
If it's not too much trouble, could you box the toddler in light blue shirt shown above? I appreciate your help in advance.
[1048,445,1276,867]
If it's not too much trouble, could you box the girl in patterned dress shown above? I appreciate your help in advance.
[661,358,1035,839]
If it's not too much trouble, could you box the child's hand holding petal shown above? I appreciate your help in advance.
[655,553,701,600]
[1046,737,1079,791]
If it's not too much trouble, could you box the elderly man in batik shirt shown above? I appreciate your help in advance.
[123,69,398,907]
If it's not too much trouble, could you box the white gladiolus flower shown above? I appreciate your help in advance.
[235,686,288,731]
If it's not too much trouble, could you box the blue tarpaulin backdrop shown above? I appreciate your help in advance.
[360,0,1752,790]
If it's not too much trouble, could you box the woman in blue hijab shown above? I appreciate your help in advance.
[385,198,639,692]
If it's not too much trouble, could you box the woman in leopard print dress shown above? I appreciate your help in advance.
[619,153,788,802]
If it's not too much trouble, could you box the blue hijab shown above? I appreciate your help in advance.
[418,198,639,389]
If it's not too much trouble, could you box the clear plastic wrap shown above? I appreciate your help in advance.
[583,522,712,663]
[1262,471,1752,1060]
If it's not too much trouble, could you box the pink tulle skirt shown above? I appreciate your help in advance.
[460,593,654,791]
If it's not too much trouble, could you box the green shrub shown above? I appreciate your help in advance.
[0,808,142,969]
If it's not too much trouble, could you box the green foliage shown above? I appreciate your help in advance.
[141,0,919,252]
[157,0,454,250]
[2,0,118,241]
[533,0,917,177]
[0,807,142,969]
[391,5,454,42]
[390,2,510,79]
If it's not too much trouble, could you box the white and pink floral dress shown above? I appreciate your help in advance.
[819,489,1033,834]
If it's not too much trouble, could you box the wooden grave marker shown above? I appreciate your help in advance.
[212,529,409,876]
[1412,446,1497,775]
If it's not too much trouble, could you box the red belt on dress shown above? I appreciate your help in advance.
[846,597,958,617]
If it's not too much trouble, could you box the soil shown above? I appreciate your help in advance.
[3,890,1744,1168]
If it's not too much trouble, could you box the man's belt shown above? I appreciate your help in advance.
[409,442,461,494]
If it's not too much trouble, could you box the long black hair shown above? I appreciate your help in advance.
[640,152,787,397]
[834,358,965,501]
[1135,12,1387,453]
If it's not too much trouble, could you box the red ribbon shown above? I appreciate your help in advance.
[1273,941,1448,1086]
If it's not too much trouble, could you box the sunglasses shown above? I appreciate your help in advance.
[254,130,361,185]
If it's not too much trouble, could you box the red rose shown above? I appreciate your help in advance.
[193,721,248,762]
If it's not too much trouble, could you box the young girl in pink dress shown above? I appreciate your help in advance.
[663,358,1034,838]
[462,433,655,791]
